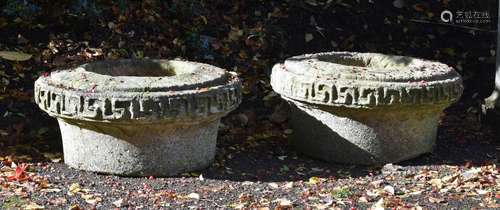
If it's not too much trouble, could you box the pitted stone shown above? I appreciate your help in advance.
[271,52,463,108]
[35,59,241,123]
[271,51,463,165]
[34,59,242,176]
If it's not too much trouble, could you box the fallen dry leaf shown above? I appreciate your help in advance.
[187,192,200,199]
[0,51,32,61]
[308,177,321,185]
[68,183,81,195]
[283,182,294,189]
[429,196,447,204]
[112,198,125,207]
[371,198,385,210]
[384,185,395,195]
[275,198,293,209]
[7,163,29,182]
[268,182,279,189]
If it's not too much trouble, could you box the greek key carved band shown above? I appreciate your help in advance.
[34,83,241,121]
[275,78,462,107]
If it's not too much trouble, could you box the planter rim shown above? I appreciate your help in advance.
[34,59,242,123]
[42,59,230,92]
[283,51,459,83]
[271,51,463,108]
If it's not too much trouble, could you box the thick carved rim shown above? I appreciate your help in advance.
[34,59,242,123]
[44,59,230,92]
[271,52,463,108]
[284,52,460,83]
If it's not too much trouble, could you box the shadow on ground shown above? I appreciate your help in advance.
[1,100,497,183]
[201,101,498,182]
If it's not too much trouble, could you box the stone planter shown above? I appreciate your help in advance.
[34,59,241,176]
[271,52,463,165]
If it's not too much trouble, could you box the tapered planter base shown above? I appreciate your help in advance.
[288,101,440,165]
[59,119,219,176]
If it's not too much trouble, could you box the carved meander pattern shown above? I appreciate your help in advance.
[278,79,462,106]
[34,84,241,121]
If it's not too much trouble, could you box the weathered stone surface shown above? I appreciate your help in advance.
[271,52,463,108]
[271,52,463,165]
[35,59,241,123]
[35,59,242,176]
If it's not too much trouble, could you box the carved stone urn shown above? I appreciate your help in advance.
[34,59,242,176]
[271,52,463,165]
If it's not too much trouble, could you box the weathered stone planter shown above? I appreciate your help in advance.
[34,59,241,176]
[271,52,463,165]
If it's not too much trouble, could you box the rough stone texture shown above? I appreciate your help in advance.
[34,59,242,176]
[34,59,241,123]
[289,102,439,165]
[271,52,463,165]
[272,52,462,108]
[58,118,219,176]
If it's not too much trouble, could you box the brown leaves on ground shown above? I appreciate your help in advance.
[6,163,29,182]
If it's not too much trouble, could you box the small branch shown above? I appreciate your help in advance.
[408,19,496,33]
